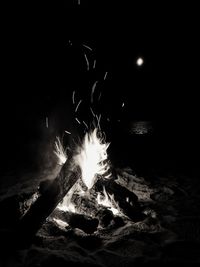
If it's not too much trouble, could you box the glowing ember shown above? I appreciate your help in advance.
[54,137,67,165]
[97,186,120,215]
[53,218,69,228]
[75,128,110,190]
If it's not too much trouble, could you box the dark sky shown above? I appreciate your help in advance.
[4,3,199,112]
[2,2,199,119]
[1,1,199,171]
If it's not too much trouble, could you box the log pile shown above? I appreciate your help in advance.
[14,161,145,248]
[94,178,146,222]
[15,160,80,247]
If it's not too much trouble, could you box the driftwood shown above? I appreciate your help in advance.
[15,160,80,247]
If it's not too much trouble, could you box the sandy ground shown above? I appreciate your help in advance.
[0,166,200,266]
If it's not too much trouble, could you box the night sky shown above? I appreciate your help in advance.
[1,1,199,174]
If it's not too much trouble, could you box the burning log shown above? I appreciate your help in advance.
[95,178,146,222]
[95,208,114,228]
[67,213,99,234]
[15,160,80,248]
[52,209,99,234]
[71,193,98,218]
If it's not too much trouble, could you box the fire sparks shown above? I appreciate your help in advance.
[98,92,102,101]
[65,130,71,135]
[103,72,108,80]
[82,44,92,51]
[75,117,81,124]
[46,117,48,128]
[72,90,75,104]
[90,107,95,117]
[54,137,67,165]
[91,81,98,103]
[53,43,122,222]
[83,120,89,129]
[75,128,110,190]
[93,59,96,69]
[84,53,89,71]
[97,186,120,215]
[75,99,82,113]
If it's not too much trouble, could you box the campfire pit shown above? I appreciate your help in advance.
[15,128,145,248]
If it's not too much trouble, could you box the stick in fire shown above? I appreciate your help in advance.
[15,138,80,248]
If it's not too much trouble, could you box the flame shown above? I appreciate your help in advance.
[57,184,76,213]
[54,136,67,165]
[75,128,110,190]
[53,218,69,229]
[97,186,120,215]
[57,182,86,213]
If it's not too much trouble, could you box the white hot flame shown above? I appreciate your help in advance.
[97,186,120,215]
[57,184,76,213]
[75,128,110,190]
[54,137,67,165]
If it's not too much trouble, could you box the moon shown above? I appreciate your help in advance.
[136,57,144,66]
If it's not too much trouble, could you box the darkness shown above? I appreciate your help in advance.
[1,3,200,266]
[1,1,199,175]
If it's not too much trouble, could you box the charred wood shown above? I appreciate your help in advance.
[95,179,146,222]
[51,209,99,234]
[15,160,80,248]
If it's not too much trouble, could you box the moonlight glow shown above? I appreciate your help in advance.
[136,57,144,66]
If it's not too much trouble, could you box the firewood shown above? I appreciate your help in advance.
[68,213,99,234]
[15,160,80,248]
[95,179,145,222]
[95,208,114,227]
[51,209,99,234]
